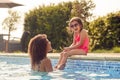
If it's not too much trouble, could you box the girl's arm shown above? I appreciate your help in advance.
[69,33,76,47]
[64,33,75,51]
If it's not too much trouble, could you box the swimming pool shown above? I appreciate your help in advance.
[0,55,120,80]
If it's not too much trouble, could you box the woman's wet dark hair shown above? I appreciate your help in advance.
[28,34,48,68]
[69,17,83,31]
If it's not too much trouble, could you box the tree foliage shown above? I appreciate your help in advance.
[24,2,72,50]
[2,10,21,36]
[89,11,120,51]
[71,0,95,21]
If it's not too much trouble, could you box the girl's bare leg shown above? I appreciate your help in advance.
[57,52,68,70]
[57,49,86,69]
[54,52,65,69]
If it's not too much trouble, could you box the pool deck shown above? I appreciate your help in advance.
[0,53,120,61]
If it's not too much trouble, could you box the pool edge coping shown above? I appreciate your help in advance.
[0,53,120,61]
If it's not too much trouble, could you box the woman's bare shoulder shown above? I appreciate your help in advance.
[42,57,51,63]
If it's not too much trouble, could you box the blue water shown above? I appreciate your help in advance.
[0,55,120,80]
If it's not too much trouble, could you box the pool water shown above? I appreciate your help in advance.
[0,55,120,80]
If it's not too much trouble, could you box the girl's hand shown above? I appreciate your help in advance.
[64,47,71,51]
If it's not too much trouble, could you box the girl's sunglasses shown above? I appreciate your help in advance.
[70,23,79,28]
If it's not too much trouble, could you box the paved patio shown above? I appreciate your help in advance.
[0,53,120,61]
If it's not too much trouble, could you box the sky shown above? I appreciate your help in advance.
[0,0,120,39]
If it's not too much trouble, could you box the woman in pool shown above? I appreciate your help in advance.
[28,34,53,72]
[55,17,89,70]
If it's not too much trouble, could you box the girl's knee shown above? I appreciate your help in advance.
[60,51,68,57]
[60,52,64,56]
[63,52,68,57]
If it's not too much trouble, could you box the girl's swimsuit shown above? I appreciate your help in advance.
[74,34,89,53]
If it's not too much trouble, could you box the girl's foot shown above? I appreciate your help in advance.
[57,64,66,70]
[54,65,58,70]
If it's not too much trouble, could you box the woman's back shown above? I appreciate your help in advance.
[33,57,53,72]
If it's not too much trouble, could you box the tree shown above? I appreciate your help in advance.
[2,10,21,52]
[24,0,95,52]
[89,11,120,51]
[24,3,72,51]
[21,31,30,52]
[71,0,95,29]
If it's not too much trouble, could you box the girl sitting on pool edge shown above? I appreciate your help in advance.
[28,34,53,72]
[55,17,89,70]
